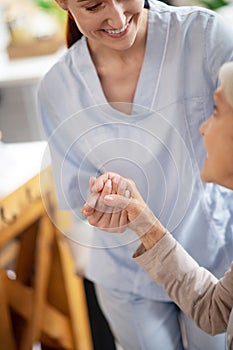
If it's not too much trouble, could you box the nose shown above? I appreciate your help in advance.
[107,1,126,28]
[199,118,210,136]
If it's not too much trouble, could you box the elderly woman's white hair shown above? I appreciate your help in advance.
[219,62,233,108]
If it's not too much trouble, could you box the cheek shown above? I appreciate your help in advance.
[72,16,96,34]
[202,121,220,153]
[203,131,215,153]
[208,135,232,172]
[130,0,144,12]
[225,137,233,165]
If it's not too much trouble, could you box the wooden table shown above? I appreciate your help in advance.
[0,142,93,350]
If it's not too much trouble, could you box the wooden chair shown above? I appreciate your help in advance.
[0,167,93,350]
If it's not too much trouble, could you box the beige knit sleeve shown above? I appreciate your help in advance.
[133,232,233,335]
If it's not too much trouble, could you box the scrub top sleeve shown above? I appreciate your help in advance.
[38,86,94,212]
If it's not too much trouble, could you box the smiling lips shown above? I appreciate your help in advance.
[104,22,129,35]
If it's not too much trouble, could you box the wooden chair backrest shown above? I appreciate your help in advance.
[0,167,93,350]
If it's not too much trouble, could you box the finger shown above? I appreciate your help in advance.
[112,175,120,193]
[88,207,128,233]
[89,179,122,230]
[116,178,144,202]
[118,209,128,232]
[87,192,100,208]
[117,179,128,196]
[100,179,112,196]
[94,211,112,230]
[104,194,130,209]
[81,193,100,216]
[89,176,96,191]
[109,209,128,233]
[87,208,112,228]
[109,175,122,226]
[81,206,94,216]
[98,179,114,215]
[125,180,143,201]
[117,179,132,199]
[125,189,131,198]
[91,172,119,193]
[88,179,113,226]
[91,173,109,193]
[109,210,121,230]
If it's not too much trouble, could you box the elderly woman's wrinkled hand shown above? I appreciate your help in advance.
[81,173,166,248]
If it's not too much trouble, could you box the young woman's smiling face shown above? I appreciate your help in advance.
[56,0,145,51]
[200,86,233,189]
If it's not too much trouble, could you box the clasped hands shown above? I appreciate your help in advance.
[81,172,166,250]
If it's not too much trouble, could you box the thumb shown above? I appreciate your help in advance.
[104,194,130,209]
[89,176,96,191]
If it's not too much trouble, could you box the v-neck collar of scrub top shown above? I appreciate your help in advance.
[73,8,170,119]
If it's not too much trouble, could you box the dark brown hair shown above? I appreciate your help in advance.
[66,11,83,48]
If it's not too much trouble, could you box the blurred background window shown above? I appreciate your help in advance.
[0,0,66,59]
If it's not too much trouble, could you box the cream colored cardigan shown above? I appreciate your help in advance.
[133,232,233,349]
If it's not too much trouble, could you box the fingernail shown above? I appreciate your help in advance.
[119,179,127,190]
[96,180,104,191]
[89,197,97,207]
[105,195,113,201]
[106,179,112,187]
[113,175,120,184]
[125,190,130,198]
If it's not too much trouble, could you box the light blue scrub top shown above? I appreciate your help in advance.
[38,1,233,301]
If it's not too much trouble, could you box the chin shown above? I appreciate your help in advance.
[200,168,213,184]
[201,169,227,189]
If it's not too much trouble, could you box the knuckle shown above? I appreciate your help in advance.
[88,216,97,226]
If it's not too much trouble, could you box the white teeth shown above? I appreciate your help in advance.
[105,22,128,34]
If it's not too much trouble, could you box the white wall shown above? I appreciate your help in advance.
[0,83,45,142]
